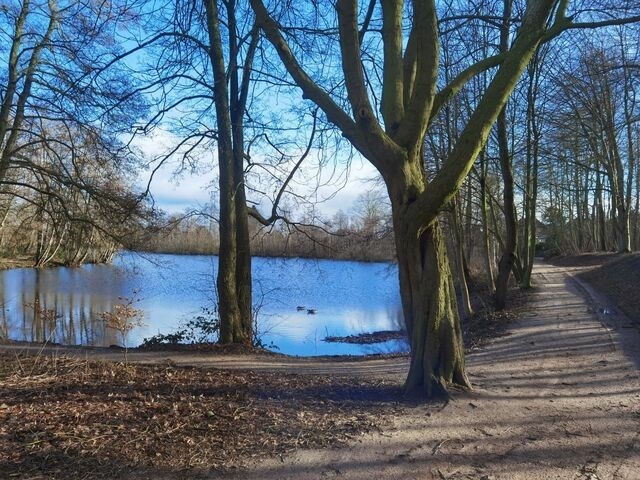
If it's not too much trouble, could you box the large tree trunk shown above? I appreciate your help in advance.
[394,208,469,396]
[205,0,251,345]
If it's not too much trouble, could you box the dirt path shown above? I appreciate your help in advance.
[0,344,409,378]
[213,260,640,480]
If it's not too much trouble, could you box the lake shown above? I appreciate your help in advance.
[0,252,407,356]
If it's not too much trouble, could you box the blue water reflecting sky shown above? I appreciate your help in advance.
[0,252,407,356]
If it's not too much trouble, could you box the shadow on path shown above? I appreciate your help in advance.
[216,260,640,480]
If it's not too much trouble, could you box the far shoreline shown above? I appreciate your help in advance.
[0,250,397,271]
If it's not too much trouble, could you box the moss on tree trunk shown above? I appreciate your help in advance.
[396,219,470,397]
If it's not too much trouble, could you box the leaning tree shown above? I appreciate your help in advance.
[249,0,640,395]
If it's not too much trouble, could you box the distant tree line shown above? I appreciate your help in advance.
[136,190,396,262]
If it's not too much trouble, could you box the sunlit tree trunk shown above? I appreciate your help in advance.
[396,217,468,396]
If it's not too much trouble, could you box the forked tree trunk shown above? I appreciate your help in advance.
[251,0,566,397]
[395,214,470,396]
[205,0,251,345]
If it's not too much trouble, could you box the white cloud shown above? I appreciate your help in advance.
[133,129,384,218]
[316,157,384,218]
[133,129,215,214]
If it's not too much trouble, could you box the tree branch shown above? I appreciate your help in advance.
[380,0,405,129]
[249,0,359,147]
[248,110,319,226]
[408,0,557,235]
[393,0,439,152]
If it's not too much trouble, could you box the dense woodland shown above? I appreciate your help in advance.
[1,0,639,395]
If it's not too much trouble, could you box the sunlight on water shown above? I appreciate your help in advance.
[0,252,407,356]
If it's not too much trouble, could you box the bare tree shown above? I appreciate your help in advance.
[548,30,639,254]
[0,0,151,263]
[249,0,640,395]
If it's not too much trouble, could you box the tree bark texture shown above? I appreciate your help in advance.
[204,0,252,345]
[395,217,469,396]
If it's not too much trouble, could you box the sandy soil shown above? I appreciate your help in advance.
[3,260,640,479]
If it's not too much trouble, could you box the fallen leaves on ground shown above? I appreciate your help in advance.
[0,353,402,479]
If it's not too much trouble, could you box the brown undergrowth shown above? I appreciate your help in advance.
[462,287,526,351]
[0,353,402,479]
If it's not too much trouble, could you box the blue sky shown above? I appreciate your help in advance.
[134,128,383,219]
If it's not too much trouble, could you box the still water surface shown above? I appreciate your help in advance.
[0,252,407,356]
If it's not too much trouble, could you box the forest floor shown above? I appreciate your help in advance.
[1,257,640,479]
